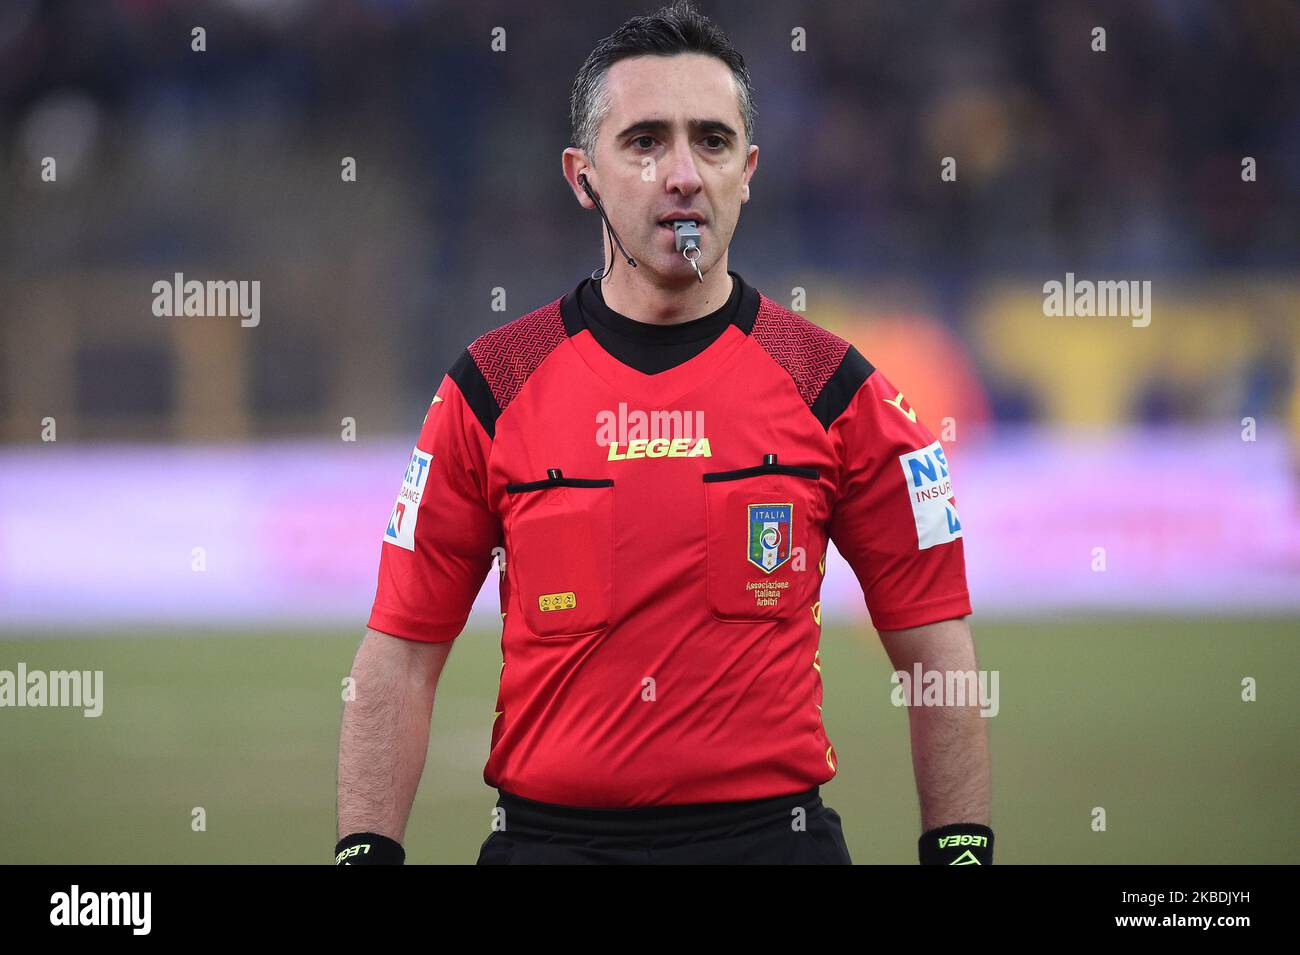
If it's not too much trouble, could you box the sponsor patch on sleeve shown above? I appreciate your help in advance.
[384,448,433,551]
[898,440,962,549]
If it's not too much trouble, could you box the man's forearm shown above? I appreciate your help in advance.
[905,690,990,830]
[336,631,440,842]
[879,616,991,831]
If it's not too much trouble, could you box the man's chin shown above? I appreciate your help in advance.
[645,260,708,287]
[645,245,712,281]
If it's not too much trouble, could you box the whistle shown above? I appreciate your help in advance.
[671,220,704,282]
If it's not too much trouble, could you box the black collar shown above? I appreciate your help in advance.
[560,270,760,342]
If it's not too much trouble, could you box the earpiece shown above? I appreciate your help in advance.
[578,172,637,279]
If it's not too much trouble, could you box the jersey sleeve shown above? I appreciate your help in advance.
[367,372,501,642]
[827,363,972,632]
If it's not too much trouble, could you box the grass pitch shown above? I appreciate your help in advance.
[0,615,1294,863]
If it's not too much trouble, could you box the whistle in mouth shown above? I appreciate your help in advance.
[672,220,704,282]
[671,219,701,253]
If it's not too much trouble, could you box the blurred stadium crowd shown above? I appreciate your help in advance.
[0,0,1297,441]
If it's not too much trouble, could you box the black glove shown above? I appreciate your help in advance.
[918,823,994,865]
[334,832,405,865]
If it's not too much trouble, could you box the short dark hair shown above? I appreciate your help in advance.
[569,0,755,163]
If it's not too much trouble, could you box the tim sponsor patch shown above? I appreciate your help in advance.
[384,448,432,551]
[898,441,962,549]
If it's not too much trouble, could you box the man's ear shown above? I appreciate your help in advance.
[563,147,596,209]
[741,143,758,204]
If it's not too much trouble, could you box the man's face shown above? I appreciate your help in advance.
[571,53,758,282]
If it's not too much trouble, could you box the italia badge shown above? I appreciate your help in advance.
[747,503,792,573]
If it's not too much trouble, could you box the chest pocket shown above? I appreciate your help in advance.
[505,469,615,638]
[703,454,822,622]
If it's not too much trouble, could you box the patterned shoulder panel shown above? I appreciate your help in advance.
[450,297,568,439]
[751,293,874,430]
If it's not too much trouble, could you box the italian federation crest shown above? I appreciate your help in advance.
[747,503,793,573]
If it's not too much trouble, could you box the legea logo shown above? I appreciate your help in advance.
[595,402,711,460]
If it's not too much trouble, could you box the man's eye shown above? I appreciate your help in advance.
[633,135,656,149]
[704,136,727,149]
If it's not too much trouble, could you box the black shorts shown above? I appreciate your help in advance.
[476,785,852,865]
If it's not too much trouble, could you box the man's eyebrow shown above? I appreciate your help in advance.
[614,118,739,140]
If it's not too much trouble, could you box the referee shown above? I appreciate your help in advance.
[337,0,992,866]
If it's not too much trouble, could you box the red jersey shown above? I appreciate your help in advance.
[368,272,971,808]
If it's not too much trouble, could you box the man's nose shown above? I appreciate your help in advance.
[662,139,704,195]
